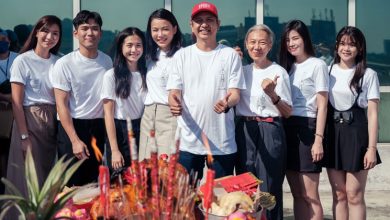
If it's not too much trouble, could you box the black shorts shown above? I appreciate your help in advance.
[284,116,322,173]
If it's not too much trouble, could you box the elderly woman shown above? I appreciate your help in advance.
[235,24,292,220]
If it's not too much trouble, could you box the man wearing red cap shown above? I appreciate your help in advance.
[167,2,245,181]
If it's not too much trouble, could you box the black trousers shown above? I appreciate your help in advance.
[57,118,105,186]
[235,117,286,220]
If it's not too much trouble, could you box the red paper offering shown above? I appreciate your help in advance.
[199,172,261,196]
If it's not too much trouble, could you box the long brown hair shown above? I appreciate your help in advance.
[334,26,367,92]
[20,15,62,55]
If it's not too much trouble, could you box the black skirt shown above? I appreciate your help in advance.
[284,116,323,173]
[324,105,381,172]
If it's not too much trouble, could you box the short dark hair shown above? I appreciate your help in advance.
[73,10,103,30]
[279,19,315,73]
[146,8,182,61]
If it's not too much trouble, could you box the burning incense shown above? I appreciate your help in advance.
[91,136,103,162]
[126,118,146,218]
[166,127,181,219]
[149,130,160,219]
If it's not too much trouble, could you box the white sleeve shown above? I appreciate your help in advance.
[9,57,27,85]
[101,70,116,101]
[365,69,380,100]
[166,53,183,90]
[51,60,71,92]
[227,52,246,90]
[313,61,329,93]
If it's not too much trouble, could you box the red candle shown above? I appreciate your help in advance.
[203,168,215,220]
[166,152,178,219]
[127,118,138,163]
[150,130,160,219]
[99,165,110,218]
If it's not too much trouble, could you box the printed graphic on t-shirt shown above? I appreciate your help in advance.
[217,60,227,90]
[161,67,168,88]
[29,78,41,93]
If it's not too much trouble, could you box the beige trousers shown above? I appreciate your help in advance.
[6,105,57,197]
[138,104,177,161]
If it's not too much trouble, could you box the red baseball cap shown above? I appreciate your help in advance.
[191,2,218,19]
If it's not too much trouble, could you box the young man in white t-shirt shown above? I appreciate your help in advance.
[167,2,245,181]
[52,10,112,186]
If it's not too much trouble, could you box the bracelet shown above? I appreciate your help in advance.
[314,133,324,139]
[367,146,377,151]
[273,95,281,105]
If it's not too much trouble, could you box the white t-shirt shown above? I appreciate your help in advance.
[101,68,146,120]
[10,50,58,106]
[167,44,245,155]
[51,49,112,119]
[236,63,292,117]
[144,50,175,105]
[0,51,18,84]
[289,57,329,118]
[329,64,380,111]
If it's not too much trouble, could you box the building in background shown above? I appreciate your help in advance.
[1,0,389,142]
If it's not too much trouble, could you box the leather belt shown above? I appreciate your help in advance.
[244,116,274,123]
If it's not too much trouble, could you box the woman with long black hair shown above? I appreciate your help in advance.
[325,26,381,220]
[101,27,146,171]
[279,19,328,220]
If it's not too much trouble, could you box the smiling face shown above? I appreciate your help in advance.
[246,30,272,63]
[122,34,143,65]
[337,34,359,67]
[190,11,220,41]
[150,18,177,52]
[74,18,101,51]
[36,24,60,51]
[286,30,307,60]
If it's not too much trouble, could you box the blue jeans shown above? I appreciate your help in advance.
[178,151,236,182]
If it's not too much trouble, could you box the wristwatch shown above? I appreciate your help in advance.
[21,133,29,140]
